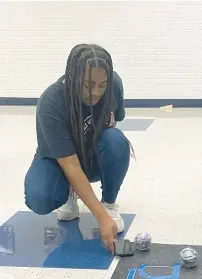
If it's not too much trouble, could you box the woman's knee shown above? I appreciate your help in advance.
[25,172,54,215]
[24,158,69,215]
[97,128,130,159]
[25,194,53,215]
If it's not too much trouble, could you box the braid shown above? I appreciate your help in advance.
[64,43,134,177]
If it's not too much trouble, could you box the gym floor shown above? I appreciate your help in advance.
[0,107,202,278]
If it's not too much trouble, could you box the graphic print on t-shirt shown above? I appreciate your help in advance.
[84,115,92,136]
[83,111,114,137]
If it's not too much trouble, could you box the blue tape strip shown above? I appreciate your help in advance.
[127,268,137,279]
[137,264,181,279]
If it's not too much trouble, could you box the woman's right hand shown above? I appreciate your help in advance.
[99,215,118,254]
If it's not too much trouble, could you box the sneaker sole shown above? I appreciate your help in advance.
[57,211,79,221]
[114,217,125,234]
[117,226,124,234]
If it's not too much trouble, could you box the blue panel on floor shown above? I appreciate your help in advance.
[0,212,135,269]
[117,119,154,131]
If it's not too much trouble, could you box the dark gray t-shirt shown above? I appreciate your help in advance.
[36,71,125,159]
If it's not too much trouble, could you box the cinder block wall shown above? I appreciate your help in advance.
[1,2,202,100]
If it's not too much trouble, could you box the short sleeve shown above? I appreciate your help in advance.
[36,89,76,159]
[114,74,125,122]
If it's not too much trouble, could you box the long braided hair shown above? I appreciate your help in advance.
[64,44,134,177]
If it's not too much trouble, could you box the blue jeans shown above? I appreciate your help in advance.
[24,128,130,215]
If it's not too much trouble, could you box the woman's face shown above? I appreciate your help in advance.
[82,66,107,105]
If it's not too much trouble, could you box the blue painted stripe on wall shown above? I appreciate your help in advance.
[124,99,202,108]
[0,97,38,106]
[0,97,202,107]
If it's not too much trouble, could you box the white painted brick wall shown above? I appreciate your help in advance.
[1,1,202,99]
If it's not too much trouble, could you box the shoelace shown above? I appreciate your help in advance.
[69,186,80,199]
[103,203,119,217]
[62,191,77,209]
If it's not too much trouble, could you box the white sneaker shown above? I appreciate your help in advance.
[102,202,124,233]
[57,192,79,221]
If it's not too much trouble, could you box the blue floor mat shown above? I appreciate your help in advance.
[0,211,135,269]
